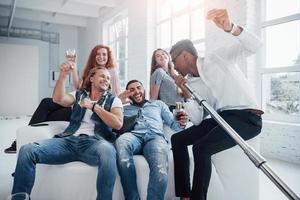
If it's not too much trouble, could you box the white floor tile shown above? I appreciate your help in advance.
[0,116,29,200]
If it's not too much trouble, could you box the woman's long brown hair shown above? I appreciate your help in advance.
[150,48,172,75]
[80,44,116,90]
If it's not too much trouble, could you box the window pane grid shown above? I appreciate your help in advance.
[261,0,300,123]
[156,0,205,52]
[263,20,300,68]
[108,16,128,88]
[262,72,300,123]
[191,8,205,40]
[172,14,189,44]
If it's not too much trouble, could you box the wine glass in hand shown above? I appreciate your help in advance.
[65,49,76,64]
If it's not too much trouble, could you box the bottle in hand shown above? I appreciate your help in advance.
[173,102,185,120]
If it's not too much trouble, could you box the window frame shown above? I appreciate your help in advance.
[260,1,300,123]
[155,0,205,55]
[104,13,129,89]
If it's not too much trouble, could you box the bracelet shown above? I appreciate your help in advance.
[91,103,97,112]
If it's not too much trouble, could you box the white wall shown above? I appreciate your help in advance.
[0,36,51,102]
[0,19,84,116]
[0,43,39,115]
[77,18,101,75]
[127,0,149,89]
[38,22,80,84]
[261,122,300,164]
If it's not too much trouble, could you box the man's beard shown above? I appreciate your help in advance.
[97,83,109,92]
[129,93,146,106]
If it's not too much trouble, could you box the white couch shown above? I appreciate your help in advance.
[16,121,259,200]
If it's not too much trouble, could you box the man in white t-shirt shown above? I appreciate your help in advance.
[169,9,263,200]
[11,66,123,200]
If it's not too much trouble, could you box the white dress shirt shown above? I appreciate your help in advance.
[183,28,263,125]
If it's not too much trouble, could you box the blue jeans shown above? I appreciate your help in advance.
[115,133,169,200]
[12,135,117,200]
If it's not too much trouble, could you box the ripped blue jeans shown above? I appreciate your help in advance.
[115,133,169,200]
[12,135,117,200]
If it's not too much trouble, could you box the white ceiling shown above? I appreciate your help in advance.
[0,0,120,27]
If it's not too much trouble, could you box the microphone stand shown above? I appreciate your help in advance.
[184,83,300,200]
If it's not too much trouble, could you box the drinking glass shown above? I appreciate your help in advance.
[65,48,76,63]
[6,192,30,200]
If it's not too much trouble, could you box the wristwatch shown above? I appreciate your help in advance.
[225,23,239,35]
[230,23,239,34]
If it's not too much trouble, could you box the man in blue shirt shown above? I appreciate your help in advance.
[116,79,188,200]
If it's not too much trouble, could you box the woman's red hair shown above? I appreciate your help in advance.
[80,44,116,90]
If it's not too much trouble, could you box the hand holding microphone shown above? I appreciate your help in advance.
[173,74,192,99]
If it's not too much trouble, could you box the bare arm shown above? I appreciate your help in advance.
[52,62,76,107]
[71,64,81,89]
[94,106,123,130]
[150,68,166,100]
[109,68,121,96]
[80,98,123,130]
[150,85,160,100]
[118,90,133,104]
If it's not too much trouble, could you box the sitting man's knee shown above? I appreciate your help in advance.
[18,143,39,160]
[97,143,116,160]
[115,137,132,153]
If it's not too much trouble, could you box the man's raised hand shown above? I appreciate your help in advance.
[207,9,232,32]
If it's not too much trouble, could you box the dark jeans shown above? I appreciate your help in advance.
[171,109,262,200]
[28,98,71,125]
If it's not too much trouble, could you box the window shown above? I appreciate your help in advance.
[156,0,205,56]
[106,15,128,88]
[261,0,300,123]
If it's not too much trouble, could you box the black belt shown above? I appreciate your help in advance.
[244,109,264,117]
[78,134,89,137]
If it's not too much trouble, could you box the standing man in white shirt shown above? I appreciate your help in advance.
[170,9,264,200]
